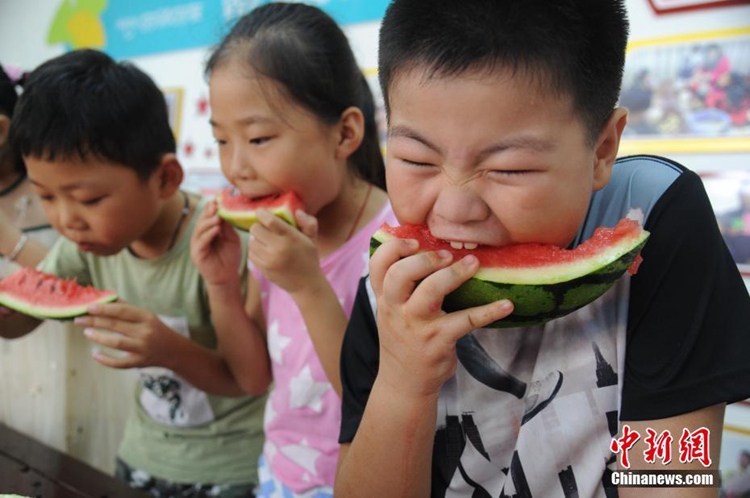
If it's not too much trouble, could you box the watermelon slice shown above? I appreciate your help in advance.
[216,188,304,230]
[371,218,649,328]
[0,268,118,320]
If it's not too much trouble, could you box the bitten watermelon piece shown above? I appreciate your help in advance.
[370,218,649,328]
[0,268,118,320]
[216,188,304,230]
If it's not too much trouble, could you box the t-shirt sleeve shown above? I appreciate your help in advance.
[339,276,380,444]
[37,237,92,285]
[621,169,750,421]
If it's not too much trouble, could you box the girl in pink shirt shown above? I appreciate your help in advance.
[190,4,395,497]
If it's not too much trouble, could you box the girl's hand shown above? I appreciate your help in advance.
[369,238,514,397]
[74,302,182,369]
[248,208,324,295]
[190,200,242,286]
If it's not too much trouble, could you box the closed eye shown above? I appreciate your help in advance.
[250,137,271,145]
[81,196,105,206]
[400,158,435,167]
[489,170,532,177]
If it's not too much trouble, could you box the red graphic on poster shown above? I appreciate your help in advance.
[647,0,750,14]
[196,95,209,116]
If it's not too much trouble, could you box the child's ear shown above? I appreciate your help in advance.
[155,153,184,198]
[335,107,365,160]
[592,107,628,191]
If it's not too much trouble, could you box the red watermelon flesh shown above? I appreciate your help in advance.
[374,218,647,284]
[0,268,118,320]
[216,188,305,230]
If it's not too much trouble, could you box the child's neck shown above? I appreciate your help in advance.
[128,191,191,259]
[315,178,379,257]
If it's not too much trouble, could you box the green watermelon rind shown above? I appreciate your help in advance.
[370,227,649,329]
[0,290,118,320]
[216,205,297,231]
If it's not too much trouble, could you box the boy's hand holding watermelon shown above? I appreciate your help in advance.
[368,235,514,396]
[74,302,191,370]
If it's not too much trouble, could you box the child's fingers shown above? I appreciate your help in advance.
[369,238,421,297]
[92,350,139,369]
[406,254,478,315]
[255,209,295,236]
[381,249,456,304]
[83,327,139,352]
[193,224,222,256]
[74,302,148,330]
[295,210,318,240]
[198,199,218,218]
[438,300,514,342]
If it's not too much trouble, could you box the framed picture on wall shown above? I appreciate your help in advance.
[701,170,750,276]
[721,401,750,495]
[162,87,184,142]
[618,27,750,156]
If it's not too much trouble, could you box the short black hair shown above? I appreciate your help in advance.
[206,2,385,190]
[10,49,175,180]
[379,0,630,143]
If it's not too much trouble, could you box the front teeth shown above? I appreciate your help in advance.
[449,241,478,250]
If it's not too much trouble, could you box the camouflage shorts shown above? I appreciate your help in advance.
[115,458,256,498]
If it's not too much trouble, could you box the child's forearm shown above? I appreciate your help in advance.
[206,280,272,396]
[336,378,438,497]
[0,227,48,268]
[159,332,247,397]
[290,275,347,396]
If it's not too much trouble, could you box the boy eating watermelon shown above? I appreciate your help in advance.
[335,0,750,496]
[0,49,267,495]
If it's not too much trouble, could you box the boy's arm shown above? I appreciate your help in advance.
[335,241,513,498]
[0,223,48,268]
[618,403,725,498]
[336,379,438,498]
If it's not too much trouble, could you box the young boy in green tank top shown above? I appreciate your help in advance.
[1,49,270,497]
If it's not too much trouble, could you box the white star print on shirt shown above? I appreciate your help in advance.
[279,438,322,476]
[268,320,292,365]
[289,365,329,412]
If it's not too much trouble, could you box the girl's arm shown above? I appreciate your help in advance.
[189,199,272,395]
[289,272,347,396]
[205,275,272,396]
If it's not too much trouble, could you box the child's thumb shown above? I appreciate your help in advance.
[295,210,318,240]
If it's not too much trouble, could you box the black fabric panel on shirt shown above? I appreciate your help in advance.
[339,277,380,444]
[622,168,750,420]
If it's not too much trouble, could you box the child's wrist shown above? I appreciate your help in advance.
[289,272,328,303]
[0,229,26,260]
[206,278,243,300]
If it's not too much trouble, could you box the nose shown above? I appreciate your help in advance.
[432,181,490,224]
[226,145,256,182]
[56,202,86,232]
